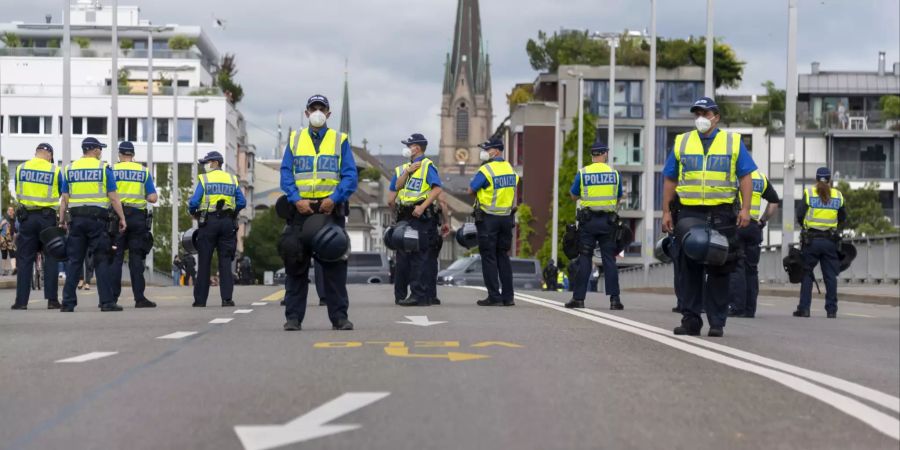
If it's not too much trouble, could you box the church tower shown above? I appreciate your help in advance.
[439,0,492,175]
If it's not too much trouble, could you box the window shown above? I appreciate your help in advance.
[657,81,703,119]
[10,116,52,134]
[510,260,537,275]
[586,80,643,118]
[177,118,193,143]
[86,117,107,135]
[348,253,383,267]
[156,118,169,142]
[455,104,469,143]
[118,118,139,142]
[197,118,214,143]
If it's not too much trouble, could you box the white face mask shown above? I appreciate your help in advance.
[308,110,327,128]
[401,147,412,158]
[695,116,712,133]
[479,150,491,161]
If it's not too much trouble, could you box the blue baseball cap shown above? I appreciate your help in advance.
[689,96,719,113]
[306,94,330,110]
[118,141,135,155]
[816,167,831,181]
[36,142,54,153]
[401,133,428,147]
[199,151,224,164]
[81,137,107,151]
[590,140,609,155]
[478,137,504,151]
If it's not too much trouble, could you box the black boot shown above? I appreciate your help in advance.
[332,319,354,330]
[399,296,429,307]
[476,298,504,306]
[100,304,123,312]
[221,300,235,307]
[609,295,623,310]
[673,317,702,336]
[564,299,584,309]
[135,299,157,308]
[48,300,61,310]
[792,309,810,317]
[708,327,724,337]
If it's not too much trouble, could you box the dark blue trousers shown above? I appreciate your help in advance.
[729,222,762,315]
[476,214,514,302]
[112,209,150,303]
[678,208,738,329]
[63,214,114,308]
[193,215,237,305]
[393,250,410,302]
[406,216,438,301]
[574,213,619,301]
[283,214,349,325]
[799,237,840,313]
[14,212,59,306]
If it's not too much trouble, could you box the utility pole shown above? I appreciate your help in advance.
[704,0,715,98]
[643,0,658,283]
[782,0,799,267]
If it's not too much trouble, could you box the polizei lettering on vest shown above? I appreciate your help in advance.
[114,170,146,182]
[493,174,518,188]
[205,183,236,196]
[67,169,103,182]
[582,173,617,186]
[809,197,841,209]
[752,179,765,192]
[19,169,54,185]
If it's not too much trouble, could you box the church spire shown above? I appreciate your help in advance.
[339,59,351,144]
[443,0,488,97]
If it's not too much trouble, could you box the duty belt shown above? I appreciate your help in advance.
[69,206,109,220]
[124,206,148,216]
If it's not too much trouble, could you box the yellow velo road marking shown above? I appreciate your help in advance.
[313,340,523,362]
[261,289,286,302]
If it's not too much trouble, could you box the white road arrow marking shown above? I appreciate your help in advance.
[395,315,447,327]
[55,352,118,363]
[234,392,390,450]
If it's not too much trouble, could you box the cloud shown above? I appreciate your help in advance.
[3,0,897,158]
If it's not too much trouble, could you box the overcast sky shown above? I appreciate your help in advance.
[3,1,899,158]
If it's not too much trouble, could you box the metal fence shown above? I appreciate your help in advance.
[608,234,900,290]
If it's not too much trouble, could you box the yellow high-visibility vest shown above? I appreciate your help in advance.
[114,161,150,209]
[289,127,346,199]
[16,158,60,209]
[393,163,410,191]
[578,162,618,211]
[803,187,843,230]
[65,157,110,208]
[674,130,740,206]
[739,170,769,220]
[198,169,239,211]
[398,158,436,205]
[475,160,519,216]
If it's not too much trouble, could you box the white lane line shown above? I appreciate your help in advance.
[234,309,254,314]
[55,352,118,363]
[516,291,900,414]
[468,288,900,440]
[210,318,234,324]
[846,313,874,318]
[157,331,198,340]
[760,302,775,306]
[251,302,267,306]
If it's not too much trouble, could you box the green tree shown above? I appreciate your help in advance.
[880,95,900,130]
[507,84,534,109]
[152,163,195,273]
[73,37,90,49]
[1,32,21,48]
[525,31,744,89]
[216,53,244,104]
[516,203,535,257]
[119,38,134,50]
[536,112,598,268]
[167,35,195,50]
[720,80,785,130]
[836,181,895,236]
[244,207,284,281]
[359,166,382,182]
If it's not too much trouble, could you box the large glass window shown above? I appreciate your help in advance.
[197,118,215,143]
[656,81,704,119]
[86,117,107,135]
[177,118,193,143]
[10,116,52,134]
[156,118,169,142]
[455,103,469,143]
[585,80,643,118]
[118,118,139,142]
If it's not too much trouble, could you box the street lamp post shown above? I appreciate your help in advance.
[704,0,715,98]
[62,0,72,168]
[643,0,658,283]
[551,97,562,264]
[782,0,799,266]
[567,70,585,170]
[110,0,119,165]
[192,98,209,182]
[171,69,180,270]
[607,36,618,162]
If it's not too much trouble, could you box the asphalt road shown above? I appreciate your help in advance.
[0,283,898,450]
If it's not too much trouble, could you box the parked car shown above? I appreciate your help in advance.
[437,255,543,290]
[347,252,391,284]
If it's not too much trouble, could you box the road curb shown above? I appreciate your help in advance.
[624,286,900,307]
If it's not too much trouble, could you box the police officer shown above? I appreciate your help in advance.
[729,170,780,318]
[59,137,128,312]
[280,94,356,330]
[794,167,846,318]
[565,140,623,310]
[661,97,757,337]
[543,259,559,291]
[188,151,246,307]
[111,141,158,308]
[394,133,443,307]
[10,143,62,310]
[468,137,519,306]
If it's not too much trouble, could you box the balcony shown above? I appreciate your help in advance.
[0,47,214,73]
[0,83,223,97]
[611,146,643,166]
[832,159,896,180]
[770,110,900,132]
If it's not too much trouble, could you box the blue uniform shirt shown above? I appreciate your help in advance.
[468,157,509,191]
[392,155,441,192]
[188,170,247,214]
[570,168,623,199]
[60,163,117,194]
[662,128,757,180]
[144,172,158,195]
[280,126,358,204]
